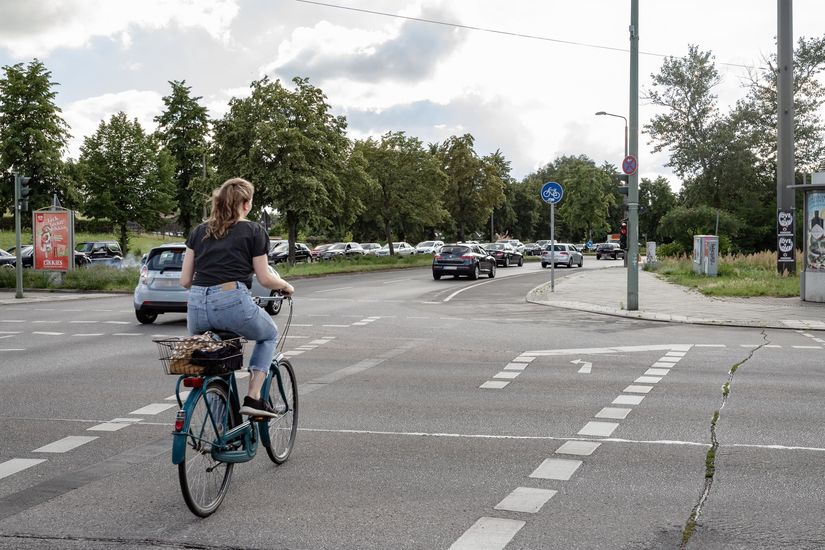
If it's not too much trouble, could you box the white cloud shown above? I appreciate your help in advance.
[0,0,240,58]
[62,90,164,159]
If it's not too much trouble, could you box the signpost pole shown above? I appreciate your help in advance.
[13,173,24,299]
[550,203,555,292]
[627,0,639,310]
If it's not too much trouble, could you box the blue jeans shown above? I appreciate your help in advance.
[187,283,278,373]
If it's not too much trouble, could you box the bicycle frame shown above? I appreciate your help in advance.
[171,352,289,465]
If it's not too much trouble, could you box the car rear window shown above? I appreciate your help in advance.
[441,246,469,255]
[147,249,185,271]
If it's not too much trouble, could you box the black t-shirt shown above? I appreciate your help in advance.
[186,220,269,288]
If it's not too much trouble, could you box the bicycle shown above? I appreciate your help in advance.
[154,296,297,517]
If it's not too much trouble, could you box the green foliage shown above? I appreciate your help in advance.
[76,112,176,253]
[639,176,677,242]
[355,132,446,248]
[655,241,686,257]
[658,205,741,253]
[433,134,505,242]
[211,77,351,263]
[154,80,209,237]
[0,59,70,214]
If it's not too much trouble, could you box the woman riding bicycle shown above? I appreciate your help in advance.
[180,177,294,418]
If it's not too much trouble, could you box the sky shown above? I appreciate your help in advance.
[1,0,824,191]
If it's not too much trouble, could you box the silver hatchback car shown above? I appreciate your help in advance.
[133,243,279,324]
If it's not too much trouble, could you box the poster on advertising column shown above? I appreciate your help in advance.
[33,209,74,271]
[807,192,825,270]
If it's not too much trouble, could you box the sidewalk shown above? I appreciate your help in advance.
[527,265,825,331]
[0,289,126,306]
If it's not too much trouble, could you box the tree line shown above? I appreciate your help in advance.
[1,36,824,259]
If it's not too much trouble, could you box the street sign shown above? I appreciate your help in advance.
[586,240,593,249]
[622,155,637,175]
[540,181,563,204]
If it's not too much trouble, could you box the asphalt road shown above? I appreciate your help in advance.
[1,259,824,549]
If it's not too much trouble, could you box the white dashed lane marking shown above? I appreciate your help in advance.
[480,380,509,389]
[32,331,63,336]
[448,517,525,550]
[613,395,644,405]
[87,418,142,432]
[556,441,601,455]
[596,407,632,420]
[33,436,98,453]
[0,459,46,480]
[529,458,582,480]
[129,403,177,415]
[494,487,557,513]
[578,421,619,437]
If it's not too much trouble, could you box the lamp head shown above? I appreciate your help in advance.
[595,111,606,115]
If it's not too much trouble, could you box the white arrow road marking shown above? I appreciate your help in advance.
[571,359,592,373]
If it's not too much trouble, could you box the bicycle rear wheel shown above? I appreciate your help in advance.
[178,380,236,517]
[264,358,298,464]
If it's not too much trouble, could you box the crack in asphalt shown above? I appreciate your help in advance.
[680,330,769,548]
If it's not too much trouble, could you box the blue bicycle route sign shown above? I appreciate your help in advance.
[540,181,564,205]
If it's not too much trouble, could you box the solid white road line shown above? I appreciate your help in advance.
[578,421,619,437]
[556,441,601,456]
[596,407,632,420]
[129,403,177,415]
[495,487,557,513]
[449,517,526,550]
[0,458,46,480]
[529,458,582,480]
[32,331,63,336]
[33,436,98,453]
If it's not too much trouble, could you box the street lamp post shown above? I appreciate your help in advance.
[595,111,628,158]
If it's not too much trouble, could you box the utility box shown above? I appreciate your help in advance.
[692,235,719,276]
[645,241,657,266]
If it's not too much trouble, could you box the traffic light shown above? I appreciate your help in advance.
[619,223,628,250]
[18,176,31,212]
[616,174,629,195]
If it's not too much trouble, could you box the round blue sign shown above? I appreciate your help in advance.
[540,181,564,204]
[586,240,593,249]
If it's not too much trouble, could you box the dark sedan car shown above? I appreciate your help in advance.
[269,241,312,264]
[0,248,15,268]
[595,242,625,260]
[483,242,524,267]
[432,243,496,280]
[5,245,91,268]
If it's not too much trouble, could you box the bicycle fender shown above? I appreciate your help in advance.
[171,387,203,465]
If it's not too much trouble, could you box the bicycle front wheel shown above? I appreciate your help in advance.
[264,358,298,464]
[178,380,235,517]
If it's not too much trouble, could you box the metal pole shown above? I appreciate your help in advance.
[550,203,555,292]
[13,174,24,299]
[627,0,639,310]
[777,0,796,274]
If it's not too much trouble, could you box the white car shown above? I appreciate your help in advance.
[360,243,382,255]
[415,240,444,255]
[497,239,525,254]
[376,241,416,256]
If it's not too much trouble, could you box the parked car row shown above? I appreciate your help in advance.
[0,244,95,268]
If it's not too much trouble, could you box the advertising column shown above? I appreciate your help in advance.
[33,209,74,271]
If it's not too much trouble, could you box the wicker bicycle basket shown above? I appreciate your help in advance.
[154,333,246,375]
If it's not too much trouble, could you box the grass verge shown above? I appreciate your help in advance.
[645,251,799,297]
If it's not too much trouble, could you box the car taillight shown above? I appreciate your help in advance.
[139,264,149,285]
[460,255,474,260]
[435,255,443,260]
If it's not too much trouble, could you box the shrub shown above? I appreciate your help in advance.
[656,242,686,257]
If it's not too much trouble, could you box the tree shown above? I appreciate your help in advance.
[154,80,209,237]
[639,176,677,242]
[658,205,742,253]
[355,132,446,252]
[77,112,175,252]
[0,59,70,214]
[553,156,616,243]
[433,134,505,242]
[211,77,351,264]
[736,35,825,175]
